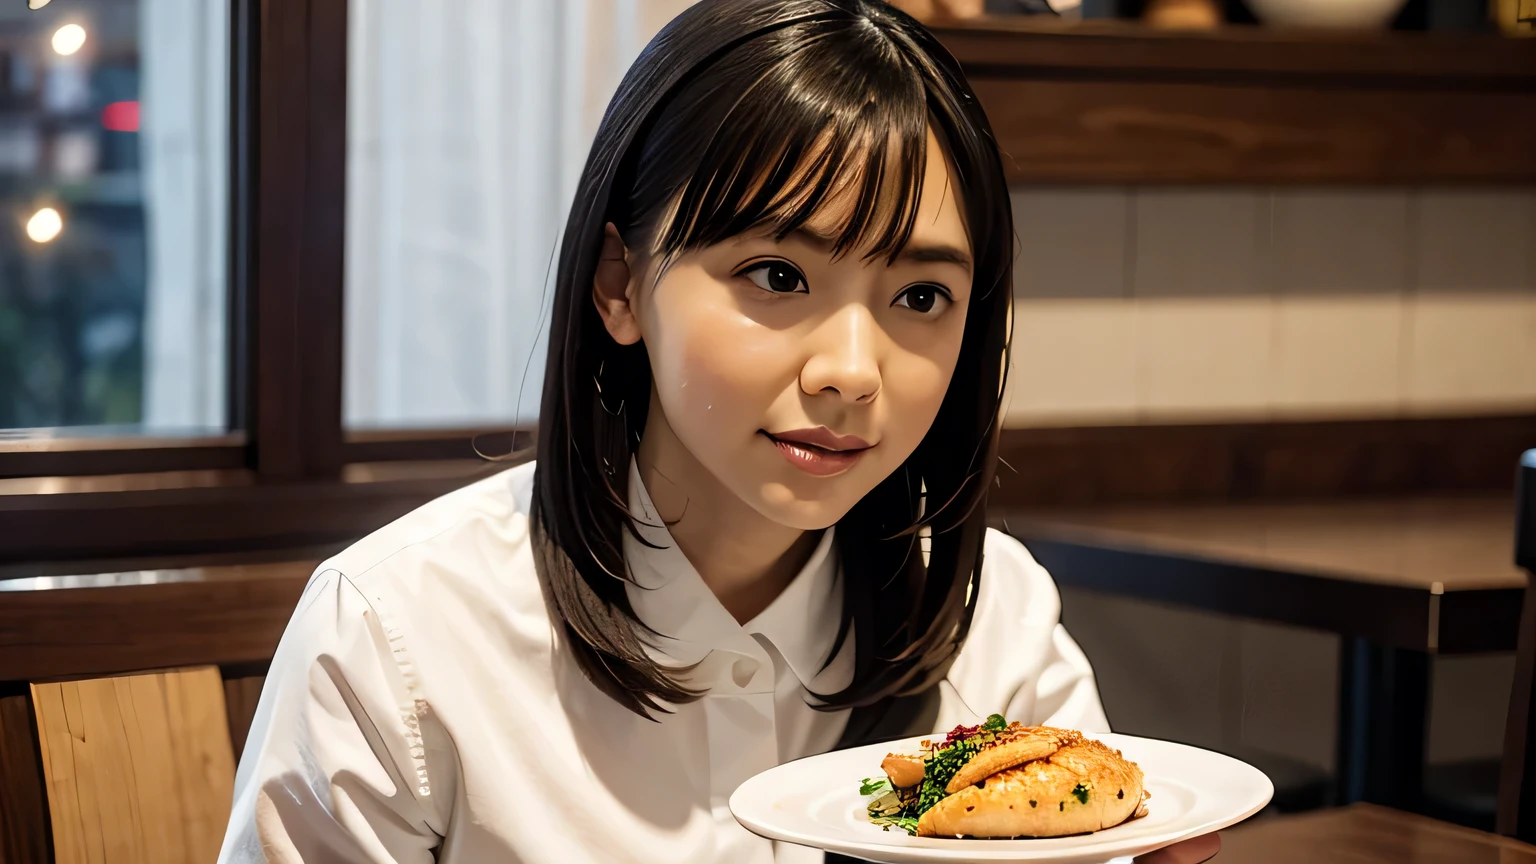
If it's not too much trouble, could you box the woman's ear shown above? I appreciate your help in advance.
[593,222,642,346]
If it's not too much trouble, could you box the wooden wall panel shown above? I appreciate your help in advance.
[0,562,312,683]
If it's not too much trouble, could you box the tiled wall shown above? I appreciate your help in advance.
[1015,188,1534,777]
[1003,189,1536,428]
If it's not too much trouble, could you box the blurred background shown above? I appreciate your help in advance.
[0,0,225,435]
[1,0,1534,862]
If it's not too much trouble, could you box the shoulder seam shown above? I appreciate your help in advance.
[336,569,438,801]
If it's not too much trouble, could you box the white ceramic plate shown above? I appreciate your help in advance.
[729,733,1273,864]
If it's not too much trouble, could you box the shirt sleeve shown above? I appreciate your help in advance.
[939,529,1111,734]
[217,568,454,864]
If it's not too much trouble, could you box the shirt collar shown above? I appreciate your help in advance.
[623,460,850,693]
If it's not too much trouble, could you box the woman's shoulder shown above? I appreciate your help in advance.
[981,527,1054,586]
[327,459,534,563]
[975,526,1063,623]
[311,459,545,619]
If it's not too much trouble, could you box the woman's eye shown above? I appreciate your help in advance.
[893,284,951,315]
[740,260,808,295]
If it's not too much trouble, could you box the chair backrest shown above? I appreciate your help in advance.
[20,667,237,864]
[1498,450,1536,840]
[1,686,50,864]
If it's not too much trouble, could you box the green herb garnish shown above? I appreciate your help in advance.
[861,778,917,835]
[917,732,997,815]
[859,777,890,797]
[982,713,1007,732]
[870,814,919,834]
[1072,782,1091,804]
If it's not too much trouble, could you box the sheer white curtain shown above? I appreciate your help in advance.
[344,0,695,429]
[139,0,229,431]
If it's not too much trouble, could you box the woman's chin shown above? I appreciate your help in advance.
[751,479,868,532]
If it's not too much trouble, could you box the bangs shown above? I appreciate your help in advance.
[643,22,934,266]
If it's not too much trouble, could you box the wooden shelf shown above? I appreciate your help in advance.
[929,18,1536,184]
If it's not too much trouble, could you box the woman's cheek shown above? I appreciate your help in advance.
[658,306,781,436]
[867,364,952,476]
[888,351,954,436]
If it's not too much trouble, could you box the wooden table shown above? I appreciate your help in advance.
[997,495,1524,812]
[1216,803,1536,862]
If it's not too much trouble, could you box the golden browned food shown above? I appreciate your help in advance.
[881,753,926,789]
[944,725,1082,795]
[917,737,1146,839]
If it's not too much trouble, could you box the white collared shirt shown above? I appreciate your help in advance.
[218,461,1108,864]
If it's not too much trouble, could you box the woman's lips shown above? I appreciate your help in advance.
[763,429,873,477]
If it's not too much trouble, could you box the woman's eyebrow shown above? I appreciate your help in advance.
[785,228,973,275]
[894,242,972,274]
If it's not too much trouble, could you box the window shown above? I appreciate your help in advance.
[341,0,694,430]
[0,0,230,438]
[0,0,508,566]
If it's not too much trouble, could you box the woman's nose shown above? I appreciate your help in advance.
[799,304,882,405]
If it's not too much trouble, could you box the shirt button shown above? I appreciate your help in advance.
[731,657,759,688]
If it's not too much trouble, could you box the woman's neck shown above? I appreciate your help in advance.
[636,411,822,625]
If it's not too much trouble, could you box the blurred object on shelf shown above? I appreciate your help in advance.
[987,0,1082,16]
[1078,0,1119,17]
[1144,0,1224,27]
[1493,0,1536,32]
[1427,0,1497,31]
[886,0,986,18]
[1247,0,1412,28]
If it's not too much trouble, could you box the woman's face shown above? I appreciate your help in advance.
[623,128,974,531]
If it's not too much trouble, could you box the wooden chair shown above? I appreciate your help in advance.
[1498,449,1536,842]
[0,666,266,864]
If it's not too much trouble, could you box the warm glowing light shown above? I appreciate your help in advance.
[52,24,86,56]
[26,208,63,243]
[101,101,140,132]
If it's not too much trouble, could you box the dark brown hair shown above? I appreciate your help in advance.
[532,0,1013,718]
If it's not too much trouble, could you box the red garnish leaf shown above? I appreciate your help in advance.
[942,723,981,747]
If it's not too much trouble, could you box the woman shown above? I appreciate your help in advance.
[219,2,1214,862]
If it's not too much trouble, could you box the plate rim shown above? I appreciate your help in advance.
[729,731,1275,863]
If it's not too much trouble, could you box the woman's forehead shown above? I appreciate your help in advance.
[794,127,970,258]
